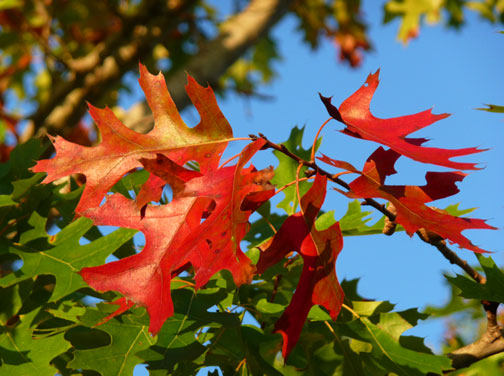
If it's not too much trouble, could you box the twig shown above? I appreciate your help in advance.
[418,236,485,284]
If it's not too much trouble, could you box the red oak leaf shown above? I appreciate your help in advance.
[136,154,202,210]
[32,63,233,213]
[79,193,211,334]
[135,173,166,210]
[318,148,495,253]
[257,173,344,359]
[80,140,273,334]
[319,70,484,170]
[160,139,275,288]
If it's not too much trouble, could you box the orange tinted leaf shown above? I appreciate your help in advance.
[32,63,233,213]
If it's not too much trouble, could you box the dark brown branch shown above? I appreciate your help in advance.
[163,0,294,109]
[419,236,486,284]
[123,0,295,133]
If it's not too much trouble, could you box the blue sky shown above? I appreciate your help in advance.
[122,2,503,374]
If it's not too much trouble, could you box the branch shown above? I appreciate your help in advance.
[163,0,294,109]
[447,301,504,371]
[31,0,195,137]
[31,0,294,138]
[122,0,294,133]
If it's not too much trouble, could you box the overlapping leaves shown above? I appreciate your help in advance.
[257,174,344,359]
[20,63,495,375]
[320,69,484,170]
[32,64,234,213]
[318,147,494,253]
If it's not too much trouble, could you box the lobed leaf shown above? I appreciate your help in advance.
[68,306,155,376]
[0,217,136,301]
[0,308,72,376]
[32,64,233,213]
[80,139,274,334]
[446,255,504,303]
[319,147,495,253]
[257,173,344,359]
[335,308,453,375]
[320,69,484,170]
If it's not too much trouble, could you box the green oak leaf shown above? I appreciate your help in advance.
[0,280,33,325]
[0,217,136,301]
[0,195,15,208]
[0,308,72,376]
[446,255,504,303]
[69,306,155,376]
[111,169,149,199]
[19,211,48,244]
[316,200,385,236]
[139,311,207,376]
[205,324,282,376]
[138,286,241,375]
[272,126,320,215]
[0,139,45,191]
[11,173,45,200]
[47,301,87,323]
[449,352,504,375]
[322,201,474,237]
[335,308,452,375]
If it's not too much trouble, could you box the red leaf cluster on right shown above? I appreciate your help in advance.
[319,70,494,252]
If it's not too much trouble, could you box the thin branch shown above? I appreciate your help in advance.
[163,0,295,110]
[419,236,486,284]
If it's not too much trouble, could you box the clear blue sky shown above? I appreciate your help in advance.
[127,2,503,374]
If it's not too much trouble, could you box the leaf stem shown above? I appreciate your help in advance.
[342,303,360,318]
[219,152,242,169]
[310,117,332,162]
[295,163,304,215]
[274,176,312,196]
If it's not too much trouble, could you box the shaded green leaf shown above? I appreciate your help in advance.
[0,195,15,208]
[335,308,452,375]
[0,308,72,376]
[446,255,504,303]
[69,306,155,376]
[0,218,136,301]
[272,126,319,214]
